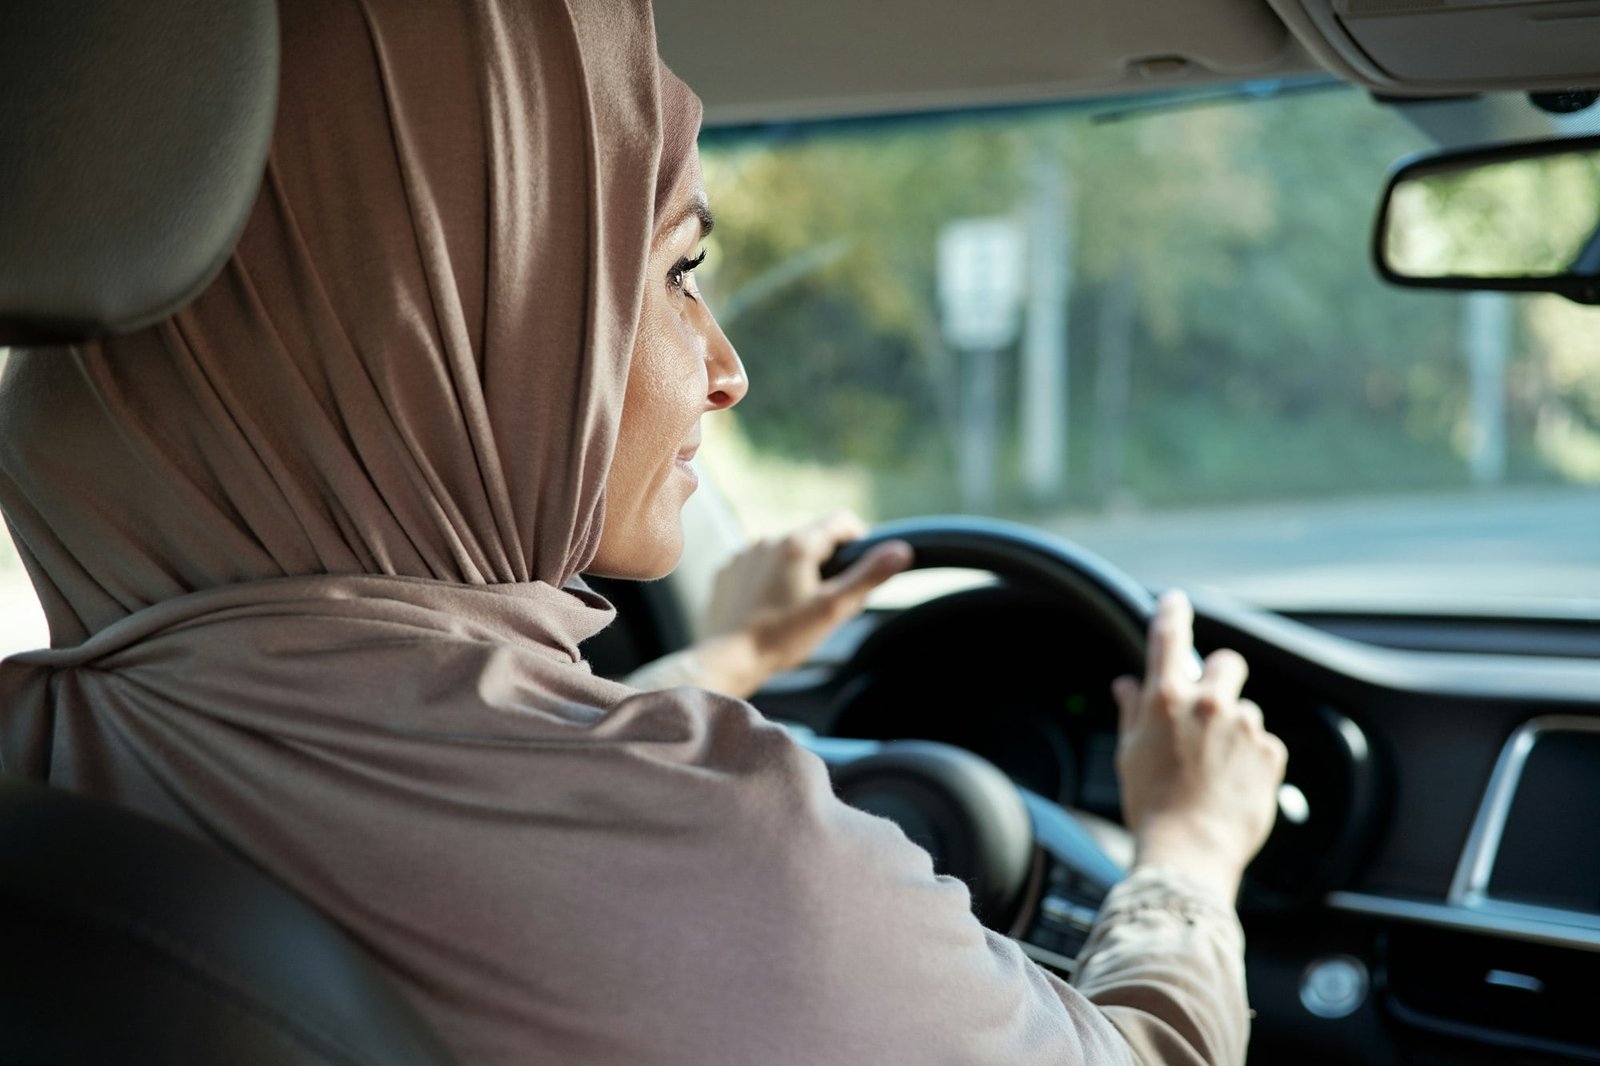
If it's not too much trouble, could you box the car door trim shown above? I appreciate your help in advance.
[1326,890,1600,953]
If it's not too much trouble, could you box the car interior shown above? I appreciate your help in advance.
[6,1,1600,1063]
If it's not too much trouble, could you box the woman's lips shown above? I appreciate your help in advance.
[674,440,700,488]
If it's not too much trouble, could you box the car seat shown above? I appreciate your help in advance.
[0,3,456,1062]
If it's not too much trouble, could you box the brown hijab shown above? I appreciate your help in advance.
[0,0,696,647]
[0,2,1246,1063]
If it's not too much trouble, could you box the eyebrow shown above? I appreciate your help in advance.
[657,197,715,247]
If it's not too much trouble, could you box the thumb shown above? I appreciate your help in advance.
[818,540,913,616]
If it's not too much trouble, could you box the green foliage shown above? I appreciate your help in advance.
[697,87,1600,523]
[1390,150,1600,276]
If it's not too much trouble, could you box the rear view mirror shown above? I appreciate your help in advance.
[1373,134,1600,305]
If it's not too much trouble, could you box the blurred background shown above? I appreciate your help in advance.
[693,83,1600,611]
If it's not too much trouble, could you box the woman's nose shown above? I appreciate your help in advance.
[705,314,748,411]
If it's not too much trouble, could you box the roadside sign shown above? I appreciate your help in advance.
[938,218,1025,352]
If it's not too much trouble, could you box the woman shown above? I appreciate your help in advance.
[0,1,1285,1064]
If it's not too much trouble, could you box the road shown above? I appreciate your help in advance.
[1041,484,1600,612]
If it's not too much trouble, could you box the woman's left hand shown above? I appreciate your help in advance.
[627,512,911,698]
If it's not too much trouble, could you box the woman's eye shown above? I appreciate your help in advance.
[669,249,707,300]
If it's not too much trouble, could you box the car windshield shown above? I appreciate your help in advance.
[3,86,1600,655]
[694,82,1600,614]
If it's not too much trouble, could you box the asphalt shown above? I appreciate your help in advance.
[1045,484,1600,614]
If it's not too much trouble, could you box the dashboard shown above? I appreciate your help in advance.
[746,581,1600,1065]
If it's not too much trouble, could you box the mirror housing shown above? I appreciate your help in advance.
[1373,134,1600,305]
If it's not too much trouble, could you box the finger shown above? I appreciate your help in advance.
[1200,648,1249,703]
[1111,676,1140,732]
[1203,643,1248,694]
[1147,589,1194,687]
[1237,698,1265,732]
[865,539,914,578]
[808,510,870,552]
[820,540,912,607]
[1265,732,1290,775]
[820,509,870,541]
[790,511,871,565]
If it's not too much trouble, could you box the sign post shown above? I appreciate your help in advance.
[938,218,1025,512]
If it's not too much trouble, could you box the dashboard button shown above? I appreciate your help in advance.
[1300,955,1368,1019]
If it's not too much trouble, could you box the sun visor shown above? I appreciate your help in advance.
[1271,0,1600,94]
[660,0,1313,127]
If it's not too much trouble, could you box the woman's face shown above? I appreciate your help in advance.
[589,152,747,580]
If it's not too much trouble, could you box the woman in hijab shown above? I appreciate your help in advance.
[0,0,1285,1063]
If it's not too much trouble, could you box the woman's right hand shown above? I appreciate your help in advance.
[1110,590,1288,904]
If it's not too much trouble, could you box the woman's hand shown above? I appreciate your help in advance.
[1111,590,1288,904]
[624,512,912,699]
[693,512,912,697]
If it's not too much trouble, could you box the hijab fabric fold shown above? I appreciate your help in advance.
[0,0,697,648]
[0,3,1244,1063]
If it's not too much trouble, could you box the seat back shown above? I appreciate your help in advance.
[0,5,457,1062]
[0,775,456,1065]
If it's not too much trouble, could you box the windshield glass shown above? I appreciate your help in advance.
[695,84,1600,613]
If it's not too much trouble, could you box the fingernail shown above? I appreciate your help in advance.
[881,540,914,569]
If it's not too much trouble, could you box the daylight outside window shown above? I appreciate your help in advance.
[5,87,1600,658]
[693,85,1600,613]
[0,363,45,655]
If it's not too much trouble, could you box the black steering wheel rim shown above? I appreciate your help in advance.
[824,515,1158,661]
[817,515,1159,937]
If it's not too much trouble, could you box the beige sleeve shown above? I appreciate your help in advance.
[1072,866,1251,1066]
[617,647,709,691]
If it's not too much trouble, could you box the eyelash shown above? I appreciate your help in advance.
[669,249,707,301]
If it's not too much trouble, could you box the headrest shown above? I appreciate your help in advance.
[0,1,279,345]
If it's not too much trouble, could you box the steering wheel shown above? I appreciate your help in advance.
[804,515,1162,966]
[827,515,1158,658]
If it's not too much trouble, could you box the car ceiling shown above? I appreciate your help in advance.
[654,0,1323,126]
[658,0,1600,130]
